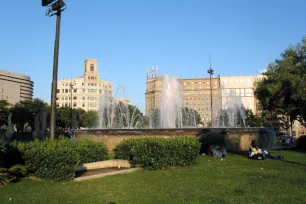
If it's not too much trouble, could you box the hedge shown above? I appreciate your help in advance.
[113,137,200,170]
[75,140,108,164]
[16,138,108,181]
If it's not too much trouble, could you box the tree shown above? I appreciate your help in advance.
[245,109,262,127]
[83,111,99,128]
[56,107,86,128]
[11,98,49,132]
[0,100,11,126]
[181,107,202,127]
[255,37,306,134]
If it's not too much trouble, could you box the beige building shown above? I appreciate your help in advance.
[145,75,221,123]
[220,75,264,115]
[56,59,113,111]
[0,70,34,104]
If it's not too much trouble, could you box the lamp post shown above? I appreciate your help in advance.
[207,62,214,126]
[42,0,67,140]
[70,82,74,128]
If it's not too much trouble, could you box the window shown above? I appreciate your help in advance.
[82,97,85,100]
[62,89,64,93]
[65,89,68,93]
[74,89,77,93]
[73,96,77,100]
[57,89,60,93]
[90,64,94,71]
[83,89,85,92]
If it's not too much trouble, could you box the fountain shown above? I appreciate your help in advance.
[76,74,275,153]
[98,86,142,128]
[149,74,197,128]
[213,88,247,128]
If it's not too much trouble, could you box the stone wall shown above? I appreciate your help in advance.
[75,128,275,152]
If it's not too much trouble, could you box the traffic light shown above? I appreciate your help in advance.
[42,0,56,7]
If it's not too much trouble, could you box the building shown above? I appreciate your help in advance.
[0,70,34,104]
[220,75,264,115]
[145,75,221,124]
[56,59,113,111]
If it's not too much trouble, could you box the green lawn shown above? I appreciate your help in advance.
[1,150,306,204]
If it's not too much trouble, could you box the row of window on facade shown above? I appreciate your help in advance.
[183,81,218,85]
[57,89,112,94]
[57,102,97,108]
[56,96,99,101]
[88,76,97,80]
[223,88,253,97]
[60,82,111,89]
[222,79,252,84]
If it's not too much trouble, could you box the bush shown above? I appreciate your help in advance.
[75,140,108,164]
[114,137,200,170]
[17,138,79,181]
[0,165,27,186]
[15,138,109,181]
[296,135,306,150]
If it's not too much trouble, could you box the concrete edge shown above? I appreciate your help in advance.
[76,159,131,172]
[74,168,141,182]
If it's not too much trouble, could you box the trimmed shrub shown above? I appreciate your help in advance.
[17,138,79,181]
[15,138,109,181]
[114,137,200,170]
[75,140,108,164]
[296,135,306,150]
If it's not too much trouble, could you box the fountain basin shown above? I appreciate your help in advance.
[75,128,276,152]
[74,159,140,182]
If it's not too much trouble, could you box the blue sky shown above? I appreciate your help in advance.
[1,0,306,113]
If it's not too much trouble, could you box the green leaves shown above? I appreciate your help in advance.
[114,137,200,170]
[255,37,306,129]
[16,138,109,181]
[75,140,108,164]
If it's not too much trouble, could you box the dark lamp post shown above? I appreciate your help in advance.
[207,67,214,126]
[42,0,66,140]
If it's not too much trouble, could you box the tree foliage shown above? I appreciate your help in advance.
[255,37,306,129]
[11,99,48,132]
[0,100,11,126]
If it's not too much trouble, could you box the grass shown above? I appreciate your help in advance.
[1,150,306,204]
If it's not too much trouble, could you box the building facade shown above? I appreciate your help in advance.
[145,75,221,123]
[0,70,34,104]
[220,75,264,115]
[56,59,113,111]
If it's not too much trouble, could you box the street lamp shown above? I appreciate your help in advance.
[70,82,74,128]
[42,0,67,140]
[207,59,214,126]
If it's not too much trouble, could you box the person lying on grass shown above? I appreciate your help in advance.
[208,144,228,158]
[249,140,284,160]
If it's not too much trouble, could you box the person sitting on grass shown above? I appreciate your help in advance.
[208,143,227,158]
[249,140,283,160]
